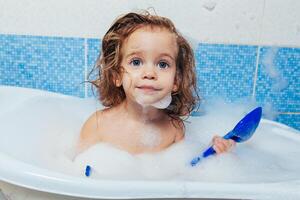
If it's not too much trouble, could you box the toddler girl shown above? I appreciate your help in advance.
[77,11,235,155]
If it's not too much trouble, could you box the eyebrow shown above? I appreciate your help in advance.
[159,53,176,61]
[124,51,142,59]
[124,51,176,61]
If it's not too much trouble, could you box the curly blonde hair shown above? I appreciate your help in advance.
[90,11,200,125]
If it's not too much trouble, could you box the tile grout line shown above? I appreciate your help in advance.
[84,38,88,98]
[252,0,266,100]
[278,112,300,115]
[252,46,261,99]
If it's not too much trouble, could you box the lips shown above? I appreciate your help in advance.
[137,85,161,92]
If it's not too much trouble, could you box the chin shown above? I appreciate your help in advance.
[135,96,160,106]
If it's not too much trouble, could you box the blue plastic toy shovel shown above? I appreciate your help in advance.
[190,107,262,166]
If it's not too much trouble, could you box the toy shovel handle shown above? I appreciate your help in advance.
[190,139,227,166]
[190,146,216,166]
[202,130,233,158]
[202,146,216,158]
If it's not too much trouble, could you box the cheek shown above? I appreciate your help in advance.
[121,71,137,90]
[121,73,132,90]
[165,72,177,88]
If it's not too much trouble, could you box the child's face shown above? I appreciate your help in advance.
[119,26,178,106]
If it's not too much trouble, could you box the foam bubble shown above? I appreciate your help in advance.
[135,93,171,109]
[1,93,300,185]
[261,47,288,91]
[139,126,161,148]
[150,94,172,109]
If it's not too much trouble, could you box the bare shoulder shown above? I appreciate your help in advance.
[77,110,105,152]
[80,111,100,138]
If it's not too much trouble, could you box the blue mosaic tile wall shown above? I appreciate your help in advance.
[196,44,257,102]
[0,34,85,97]
[0,34,299,131]
[256,47,300,112]
[86,38,101,97]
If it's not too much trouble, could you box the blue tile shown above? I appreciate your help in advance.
[256,47,300,112]
[1,33,298,122]
[196,43,257,102]
[87,38,101,97]
[0,34,85,97]
[87,38,101,71]
[275,114,300,131]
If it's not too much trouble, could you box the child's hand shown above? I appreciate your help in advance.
[212,135,236,154]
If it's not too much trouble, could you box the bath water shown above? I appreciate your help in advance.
[0,94,300,184]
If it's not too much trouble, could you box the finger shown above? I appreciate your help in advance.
[218,139,234,153]
[217,141,229,153]
[224,140,234,151]
[216,143,225,153]
[228,139,236,148]
[212,135,220,143]
[213,145,221,154]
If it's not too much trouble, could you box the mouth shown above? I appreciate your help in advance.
[136,85,161,93]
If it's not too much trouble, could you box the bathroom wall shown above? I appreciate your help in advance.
[1,0,300,46]
[0,0,299,130]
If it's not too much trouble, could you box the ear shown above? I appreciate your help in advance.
[172,83,178,92]
[114,78,122,87]
[114,73,122,87]
[172,74,179,92]
[114,67,125,87]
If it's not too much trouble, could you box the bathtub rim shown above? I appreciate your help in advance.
[0,85,300,199]
[0,119,299,199]
[1,149,300,200]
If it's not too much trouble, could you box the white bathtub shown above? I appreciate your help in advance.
[0,86,300,200]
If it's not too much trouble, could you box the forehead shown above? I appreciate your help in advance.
[122,26,178,56]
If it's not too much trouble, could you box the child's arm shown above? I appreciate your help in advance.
[211,135,236,154]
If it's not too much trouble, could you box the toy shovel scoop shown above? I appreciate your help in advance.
[190,107,262,166]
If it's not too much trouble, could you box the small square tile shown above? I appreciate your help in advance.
[256,47,300,112]
[0,34,85,97]
[86,38,101,98]
[275,114,300,131]
[195,43,257,102]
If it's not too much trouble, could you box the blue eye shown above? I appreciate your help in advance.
[158,61,169,69]
[130,59,142,67]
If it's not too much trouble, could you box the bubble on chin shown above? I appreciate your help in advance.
[135,94,149,107]
[135,93,172,109]
[151,94,172,109]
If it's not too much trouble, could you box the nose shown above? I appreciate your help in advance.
[142,65,157,80]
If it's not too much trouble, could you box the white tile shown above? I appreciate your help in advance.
[0,0,264,46]
[261,0,300,47]
[0,0,299,47]
[154,0,265,45]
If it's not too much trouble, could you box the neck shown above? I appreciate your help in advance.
[120,99,165,122]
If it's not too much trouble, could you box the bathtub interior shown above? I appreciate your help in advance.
[0,86,300,199]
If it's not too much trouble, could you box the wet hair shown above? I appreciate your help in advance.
[89,11,200,126]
